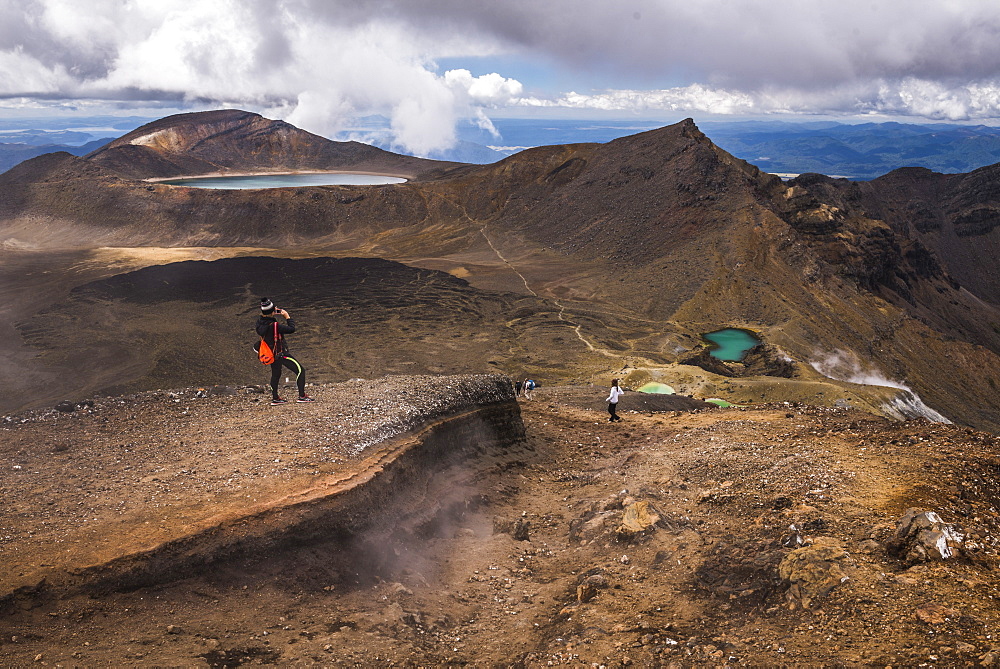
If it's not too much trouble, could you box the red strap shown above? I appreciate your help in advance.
[273,321,280,356]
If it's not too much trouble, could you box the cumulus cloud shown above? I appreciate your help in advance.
[4,0,1000,151]
[0,0,526,154]
[444,69,523,106]
[539,79,1000,121]
[544,85,757,115]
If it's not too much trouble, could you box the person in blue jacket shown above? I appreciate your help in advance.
[523,378,537,400]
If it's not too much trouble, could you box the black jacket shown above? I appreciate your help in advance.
[256,316,296,358]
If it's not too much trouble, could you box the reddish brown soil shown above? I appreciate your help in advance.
[2,386,1000,666]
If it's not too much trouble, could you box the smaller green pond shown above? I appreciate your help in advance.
[638,382,675,394]
[703,328,760,361]
[705,398,734,408]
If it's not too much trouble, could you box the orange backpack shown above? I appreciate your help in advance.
[256,322,279,365]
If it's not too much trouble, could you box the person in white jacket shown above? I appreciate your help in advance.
[606,379,623,422]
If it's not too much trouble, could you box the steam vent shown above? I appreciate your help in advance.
[0,374,523,603]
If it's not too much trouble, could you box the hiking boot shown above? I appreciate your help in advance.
[296,395,315,402]
[271,397,288,405]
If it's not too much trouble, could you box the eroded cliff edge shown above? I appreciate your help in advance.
[0,374,525,605]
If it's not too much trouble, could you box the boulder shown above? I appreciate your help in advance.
[511,518,530,541]
[777,537,851,609]
[616,501,665,541]
[886,508,963,564]
[576,572,609,602]
[695,537,783,606]
[493,516,531,541]
[914,603,959,625]
[568,510,618,544]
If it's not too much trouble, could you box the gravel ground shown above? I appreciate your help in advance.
[3,383,1000,666]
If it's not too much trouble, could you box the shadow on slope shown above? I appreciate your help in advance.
[7,256,640,412]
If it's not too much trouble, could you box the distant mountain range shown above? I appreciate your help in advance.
[700,120,1000,180]
[0,139,112,173]
[0,115,154,173]
[5,114,1000,180]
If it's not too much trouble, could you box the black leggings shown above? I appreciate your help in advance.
[270,356,306,398]
[608,402,621,421]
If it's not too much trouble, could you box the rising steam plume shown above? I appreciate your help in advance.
[810,350,951,424]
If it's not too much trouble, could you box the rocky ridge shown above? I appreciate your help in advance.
[796,164,1000,306]
[0,374,519,599]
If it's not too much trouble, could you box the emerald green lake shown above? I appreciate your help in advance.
[703,328,760,361]
[160,173,406,189]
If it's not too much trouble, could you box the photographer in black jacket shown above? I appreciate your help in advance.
[256,298,314,405]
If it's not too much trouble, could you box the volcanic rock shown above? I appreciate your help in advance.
[616,500,665,541]
[914,603,960,625]
[677,348,738,377]
[777,537,852,609]
[887,508,964,563]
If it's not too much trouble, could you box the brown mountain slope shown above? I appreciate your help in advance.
[86,109,458,180]
[438,121,1000,432]
[465,120,779,256]
[777,171,1000,355]
[446,121,785,315]
[1,116,777,258]
[786,166,1000,308]
[2,113,1000,432]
